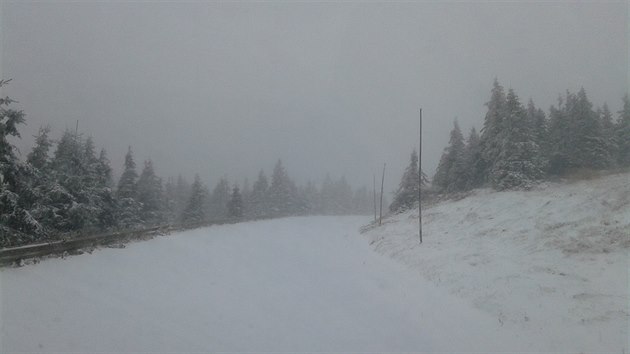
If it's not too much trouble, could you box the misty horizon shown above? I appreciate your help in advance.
[1,1,627,193]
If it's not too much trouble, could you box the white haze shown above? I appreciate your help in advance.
[1,1,627,193]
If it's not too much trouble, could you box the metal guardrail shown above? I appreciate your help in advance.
[0,217,241,267]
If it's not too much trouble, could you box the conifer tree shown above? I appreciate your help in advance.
[136,160,165,225]
[45,130,98,231]
[598,103,618,166]
[464,127,483,190]
[173,175,191,221]
[433,120,466,192]
[117,147,138,199]
[390,149,420,212]
[301,180,319,214]
[96,149,113,187]
[182,174,207,225]
[92,148,116,229]
[0,79,44,244]
[527,99,548,168]
[616,94,630,167]
[547,95,573,174]
[208,177,230,220]
[249,170,269,218]
[163,177,177,223]
[572,88,611,169]
[334,176,354,214]
[268,160,297,216]
[479,79,507,182]
[27,126,52,170]
[227,184,244,219]
[319,174,335,214]
[491,88,544,190]
[116,147,142,229]
[24,127,54,233]
[241,177,251,215]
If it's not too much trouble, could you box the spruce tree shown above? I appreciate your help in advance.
[464,127,483,190]
[491,88,544,190]
[116,147,142,229]
[319,174,336,214]
[163,177,178,223]
[227,184,244,219]
[616,94,630,167]
[249,170,269,218]
[527,99,549,170]
[572,88,611,169]
[598,103,618,166]
[268,160,297,216]
[332,176,353,214]
[45,130,96,231]
[479,79,507,182]
[182,174,207,225]
[27,126,52,170]
[117,147,139,199]
[96,149,113,187]
[433,120,467,192]
[547,96,573,174]
[301,180,319,214]
[174,175,191,221]
[93,148,116,229]
[136,160,165,225]
[208,177,230,220]
[0,79,44,244]
[390,149,420,212]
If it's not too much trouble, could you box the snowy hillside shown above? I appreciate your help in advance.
[364,171,629,352]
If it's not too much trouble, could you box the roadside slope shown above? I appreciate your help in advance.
[364,172,630,352]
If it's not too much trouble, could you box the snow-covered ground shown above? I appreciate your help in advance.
[364,171,630,353]
[2,216,530,352]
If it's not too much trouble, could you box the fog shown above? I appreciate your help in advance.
[1,1,627,192]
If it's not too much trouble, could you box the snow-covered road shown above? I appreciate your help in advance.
[1,216,525,352]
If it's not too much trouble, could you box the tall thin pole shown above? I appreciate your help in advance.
[373,174,377,222]
[379,163,386,226]
[419,108,423,244]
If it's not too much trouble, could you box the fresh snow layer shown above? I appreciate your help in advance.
[2,216,531,352]
[365,172,630,353]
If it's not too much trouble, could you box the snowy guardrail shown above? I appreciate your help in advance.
[0,218,240,267]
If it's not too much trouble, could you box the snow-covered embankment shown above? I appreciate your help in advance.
[364,172,630,352]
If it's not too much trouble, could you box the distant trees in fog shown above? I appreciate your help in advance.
[0,79,375,247]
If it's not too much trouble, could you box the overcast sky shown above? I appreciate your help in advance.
[1,1,627,193]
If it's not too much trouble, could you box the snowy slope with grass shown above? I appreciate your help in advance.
[364,171,630,352]
[2,216,534,352]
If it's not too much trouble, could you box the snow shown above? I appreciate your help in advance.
[2,216,530,352]
[364,171,630,352]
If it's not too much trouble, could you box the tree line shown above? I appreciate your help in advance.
[387,79,629,215]
[0,80,374,247]
[431,79,630,193]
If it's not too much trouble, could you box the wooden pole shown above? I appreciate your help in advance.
[419,108,423,244]
[373,174,377,222]
[379,163,386,226]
